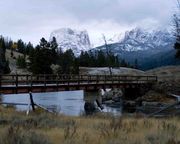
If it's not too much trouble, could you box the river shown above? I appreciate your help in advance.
[0,90,122,116]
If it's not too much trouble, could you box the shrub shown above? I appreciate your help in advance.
[16,55,26,68]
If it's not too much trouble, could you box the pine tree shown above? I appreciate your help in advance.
[61,49,75,74]
[16,55,26,68]
[0,36,10,73]
[88,51,96,67]
[115,56,120,67]
[72,58,79,74]
[79,51,89,67]
[26,42,34,55]
[28,45,40,74]
[50,37,58,64]
[6,39,13,50]
[120,59,128,67]
[17,39,26,54]
[28,38,53,74]
[97,50,106,67]
[134,59,139,69]
[40,37,49,49]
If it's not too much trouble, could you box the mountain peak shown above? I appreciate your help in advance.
[92,28,178,70]
[121,27,174,51]
[50,28,91,55]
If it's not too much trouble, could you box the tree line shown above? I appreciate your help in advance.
[0,35,142,74]
[0,35,35,74]
[28,37,131,74]
[0,34,143,75]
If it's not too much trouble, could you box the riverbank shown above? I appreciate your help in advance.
[0,106,180,144]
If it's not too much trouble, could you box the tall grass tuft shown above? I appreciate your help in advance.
[0,126,51,144]
[64,119,78,140]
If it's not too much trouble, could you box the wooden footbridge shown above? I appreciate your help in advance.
[0,74,157,94]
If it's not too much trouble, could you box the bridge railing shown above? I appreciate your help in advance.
[0,74,157,87]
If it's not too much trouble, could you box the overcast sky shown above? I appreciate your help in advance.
[0,0,177,45]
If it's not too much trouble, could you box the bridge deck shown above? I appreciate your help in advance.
[0,74,157,94]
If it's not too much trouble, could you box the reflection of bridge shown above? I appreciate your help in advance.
[0,74,157,94]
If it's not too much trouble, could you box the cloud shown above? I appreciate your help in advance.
[0,0,176,45]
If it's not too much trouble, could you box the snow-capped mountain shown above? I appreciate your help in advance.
[92,28,179,70]
[50,28,91,55]
[95,28,174,53]
[120,28,174,52]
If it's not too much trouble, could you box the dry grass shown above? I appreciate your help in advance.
[0,106,180,144]
[145,66,180,95]
[146,66,180,82]
[79,67,145,76]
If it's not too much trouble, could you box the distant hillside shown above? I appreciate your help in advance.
[5,49,30,74]
[146,66,180,94]
[80,67,145,75]
[146,66,180,82]
[140,49,180,70]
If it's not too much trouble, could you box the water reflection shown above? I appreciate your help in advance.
[1,90,122,116]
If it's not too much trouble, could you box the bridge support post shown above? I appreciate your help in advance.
[29,92,35,111]
[15,74,18,94]
[123,86,141,100]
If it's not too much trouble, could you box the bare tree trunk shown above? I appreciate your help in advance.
[102,34,112,75]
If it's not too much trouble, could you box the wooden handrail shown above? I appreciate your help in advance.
[0,74,157,87]
[0,74,157,77]
[0,74,158,94]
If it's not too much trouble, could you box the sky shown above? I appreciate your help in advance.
[0,0,178,46]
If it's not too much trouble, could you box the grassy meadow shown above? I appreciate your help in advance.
[0,106,180,144]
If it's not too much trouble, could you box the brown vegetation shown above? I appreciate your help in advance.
[146,66,180,83]
[79,67,145,75]
[141,90,176,103]
[0,106,180,144]
[146,66,180,95]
